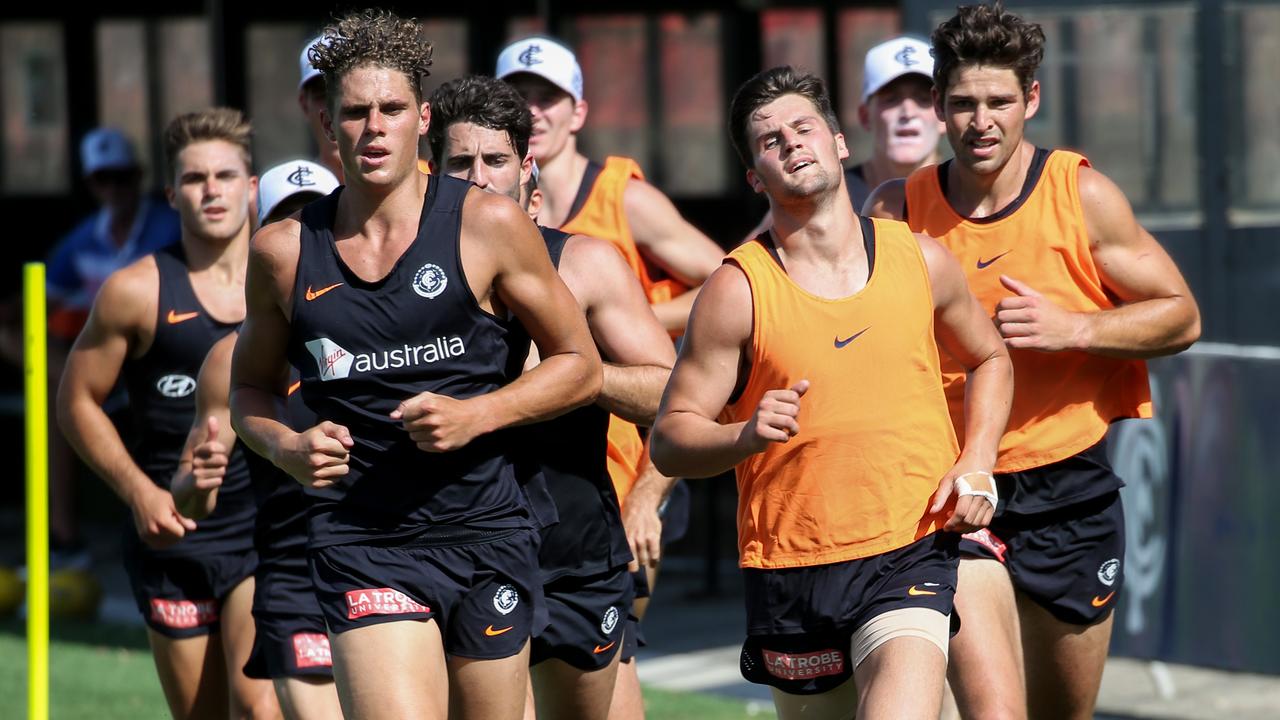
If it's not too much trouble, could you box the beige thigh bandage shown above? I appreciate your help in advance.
[849,607,950,669]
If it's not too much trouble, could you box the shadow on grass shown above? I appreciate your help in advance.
[0,617,149,650]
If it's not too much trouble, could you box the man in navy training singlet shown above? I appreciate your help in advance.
[428,74,676,720]
[228,10,602,720]
[57,108,278,719]
[169,160,345,720]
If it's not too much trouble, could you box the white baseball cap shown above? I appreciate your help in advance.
[861,36,935,103]
[257,160,339,223]
[496,37,583,102]
[299,35,325,90]
[80,127,137,176]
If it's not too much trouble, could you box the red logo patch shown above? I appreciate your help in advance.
[963,528,1008,562]
[761,648,845,681]
[292,632,332,668]
[344,588,430,619]
[150,598,219,629]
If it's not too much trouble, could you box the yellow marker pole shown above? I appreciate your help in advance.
[24,263,49,720]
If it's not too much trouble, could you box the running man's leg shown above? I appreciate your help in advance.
[449,643,533,720]
[218,577,280,718]
[1018,597,1113,720]
[854,634,947,720]
[532,653,622,720]
[947,557,1025,720]
[147,630,229,720]
[770,678,859,720]
[273,677,342,720]
[330,619,449,720]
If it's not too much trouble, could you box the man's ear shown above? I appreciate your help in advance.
[746,167,765,195]
[569,99,588,134]
[321,107,337,144]
[419,101,431,137]
[835,132,849,161]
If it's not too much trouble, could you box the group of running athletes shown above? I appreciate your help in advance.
[55,2,1200,719]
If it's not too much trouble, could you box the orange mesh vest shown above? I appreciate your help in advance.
[561,156,691,306]
[724,219,958,570]
[904,150,1152,473]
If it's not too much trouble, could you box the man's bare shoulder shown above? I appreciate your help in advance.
[94,253,160,328]
[862,178,908,220]
[250,215,303,273]
[692,263,751,330]
[560,233,627,272]
[461,185,535,240]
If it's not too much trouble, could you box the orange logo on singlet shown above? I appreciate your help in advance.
[1091,591,1116,608]
[166,310,199,324]
[305,283,344,301]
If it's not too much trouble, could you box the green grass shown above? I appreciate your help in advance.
[0,619,770,719]
[0,619,167,719]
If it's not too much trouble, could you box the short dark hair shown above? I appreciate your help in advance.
[728,66,839,168]
[163,107,252,178]
[427,75,532,165]
[931,2,1045,99]
[308,9,434,110]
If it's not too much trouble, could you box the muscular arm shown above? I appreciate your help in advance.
[56,259,196,546]
[560,234,675,425]
[920,235,1013,468]
[624,180,725,332]
[1073,166,1201,357]
[229,222,299,463]
[921,234,1012,531]
[650,264,756,478]
[230,220,352,488]
[443,193,601,436]
[172,332,238,520]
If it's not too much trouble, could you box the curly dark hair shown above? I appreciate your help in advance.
[426,76,532,165]
[308,9,434,108]
[163,107,252,177]
[931,1,1045,99]
[728,66,840,169]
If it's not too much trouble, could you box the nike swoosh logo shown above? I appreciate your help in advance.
[834,327,871,349]
[167,310,199,324]
[484,625,513,637]
[976,251,1011,269]
[287,380,302,396]
[593,641,616,654]
[1091,591,1116,608]
[908,585,937,597]
[305,282,344,301]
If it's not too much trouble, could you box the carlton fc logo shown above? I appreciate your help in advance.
[156,374,196,398]
[412,263,448,299]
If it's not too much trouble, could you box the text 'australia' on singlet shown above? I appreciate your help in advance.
[904,148,1151,487]
[243,373,319,614]
[525,226,632,581]
[286,176,530,548]
[122,244,255,556]
[724,218,958,570]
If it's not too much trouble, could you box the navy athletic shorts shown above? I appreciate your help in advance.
[310,528,541,660]
[531,565,633,671]
[619,568,651,663]
[960,490,1125,625]
[739,532,959,695]
[243,610,332,680]
[122,541,257,639]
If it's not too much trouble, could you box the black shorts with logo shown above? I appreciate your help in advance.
[739,533,959,695]
[122,537,258,639]
[531,565,633,671]
[960,490,1125,625]
[244,611,332,680]
[310,528,542,660]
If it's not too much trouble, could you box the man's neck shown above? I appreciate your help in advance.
[336,167,429,243]
[768,183,863,266]
[945,140,1036,219]
[860,151,940,193]
[181,225,250,282]
[534,145,590,229]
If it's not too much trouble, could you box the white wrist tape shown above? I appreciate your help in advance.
[955,471,998,509]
